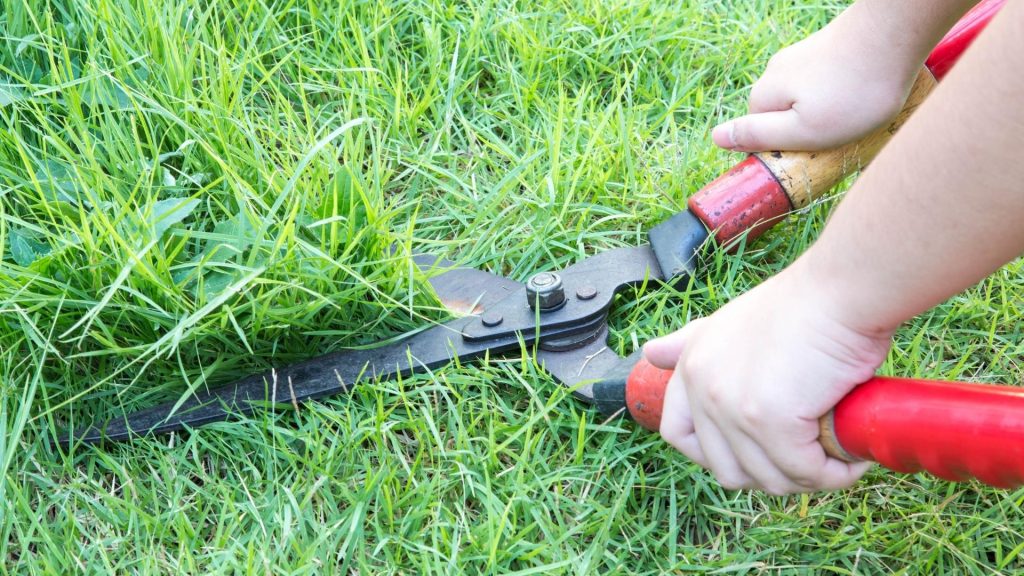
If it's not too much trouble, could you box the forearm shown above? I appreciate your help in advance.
[835,0,982,75]
[797,0,1024,336]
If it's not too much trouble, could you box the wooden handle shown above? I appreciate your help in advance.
[755,68,936,210]
[597,357,1024,488]
[685,0,1004,246]
[688,68,936,246]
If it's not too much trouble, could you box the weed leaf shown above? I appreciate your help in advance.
[0,82,26,107]
[79,76,130,108]
[33,160,79,203]
[150,197,201,239]
[8,228,51,266]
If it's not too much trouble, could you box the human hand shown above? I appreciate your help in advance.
[643,261,892,494]
[712,12,921,153]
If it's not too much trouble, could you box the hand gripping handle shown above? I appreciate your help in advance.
[592,358,1024,489]
[685,0,1006,247]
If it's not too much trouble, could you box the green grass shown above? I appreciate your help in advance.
[2,0,1023,573]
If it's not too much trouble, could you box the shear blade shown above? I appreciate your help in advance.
[414,254,522,315]
[63,253,524,446]
[62,248,659,446]
[63,321,487,446]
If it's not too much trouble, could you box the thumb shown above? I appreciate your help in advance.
[712,109,819,153]
[642,328,690,370]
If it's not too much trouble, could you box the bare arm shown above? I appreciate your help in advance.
[849,0,983,71]
[648,1,1024,494]
[803,0,1024,336]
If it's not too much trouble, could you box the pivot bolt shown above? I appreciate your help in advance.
[481,312,503,327]
[526,272,566,311]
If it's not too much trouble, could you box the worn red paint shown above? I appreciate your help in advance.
[624,358,672,432]
[687,156,791,247]
[686,0,1004,249]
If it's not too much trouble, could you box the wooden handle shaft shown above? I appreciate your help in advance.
[686,0,1005,246]
[756,68,936,210]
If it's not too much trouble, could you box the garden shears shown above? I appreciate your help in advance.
[65,0,1024,489]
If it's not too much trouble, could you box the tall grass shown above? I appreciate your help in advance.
[1,0,1022,573]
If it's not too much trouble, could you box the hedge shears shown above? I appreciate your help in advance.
[64,0,1024,489]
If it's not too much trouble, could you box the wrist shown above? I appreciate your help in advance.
[827,4,931,79]
[829,0,980,79]
[781,247,902,340]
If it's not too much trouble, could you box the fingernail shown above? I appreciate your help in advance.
[712,122,737,150]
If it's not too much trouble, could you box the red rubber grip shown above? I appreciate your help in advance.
[623,358,671,431]
[926,0,1006,80]
[624,357,1024,488]
[623,359,672,433]
[834,377,1024,488]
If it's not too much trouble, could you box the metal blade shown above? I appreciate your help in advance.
[64,246,670,446]
[535,326,638,402]
[62,254,525,446]
[64,319,483,445]
[646,209,709,280]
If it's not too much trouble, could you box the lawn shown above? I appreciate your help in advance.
[2,0,1023,573]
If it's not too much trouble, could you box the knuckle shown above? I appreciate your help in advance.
[659,414,687,442]
[731,120,760,150]
[738,400,764,426]
[704,382,726,408]
[764,52,785,71]
[747,80,777,111]
[681,317,706,337]
[787,467,822,488]
[748,79,767,100]
[678,350,706,381]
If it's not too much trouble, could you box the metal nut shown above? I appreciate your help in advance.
[525,272,566,311]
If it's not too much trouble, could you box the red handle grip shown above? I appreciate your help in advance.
[620,357,1024,488]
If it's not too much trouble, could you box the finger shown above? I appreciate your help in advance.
[659,369,707,467]
[689,409,755,490]
[711,109,826,152]
[722,429,807,495]
[734,435,873,493]
[710,77,790,150]
[642,323,698,370]
[747,76,792,114]
[757,430,874,491]
[815,458,873,491]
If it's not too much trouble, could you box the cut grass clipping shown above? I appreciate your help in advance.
[2,0,1023,573]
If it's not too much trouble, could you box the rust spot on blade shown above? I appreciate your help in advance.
[440,298,484,316]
